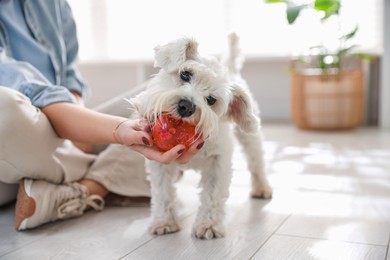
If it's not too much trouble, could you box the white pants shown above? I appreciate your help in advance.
[0,87,150,205]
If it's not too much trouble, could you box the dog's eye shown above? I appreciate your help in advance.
[180,71,192,82]
[206,96,217,106]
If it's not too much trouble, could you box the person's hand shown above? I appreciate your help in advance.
[115,119,205,164]
[131,137,205,164]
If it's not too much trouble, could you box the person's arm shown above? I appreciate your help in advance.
[41,101,205,164]
[41,102,127,144]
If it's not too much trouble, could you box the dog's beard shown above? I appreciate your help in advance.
[133,91,219,141]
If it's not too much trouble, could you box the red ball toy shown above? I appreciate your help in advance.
[151,114,198,152]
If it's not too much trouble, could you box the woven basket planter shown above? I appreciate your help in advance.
[291,62,364,130]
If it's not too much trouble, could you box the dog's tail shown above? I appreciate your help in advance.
[224,32,245,75]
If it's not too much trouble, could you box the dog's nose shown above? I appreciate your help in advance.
[177,99,196,117]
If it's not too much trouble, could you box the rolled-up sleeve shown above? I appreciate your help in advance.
[63,64,90,101]
[0,50,76,108]
[23,82,76,108]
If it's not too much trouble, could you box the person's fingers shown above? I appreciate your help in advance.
[142,121,152,134]
[175,138,205,164]
[129,132,205,164]
[130,144,186,164]
[124,130,153,146]
[138,132,153,146]
[117,120,153,146]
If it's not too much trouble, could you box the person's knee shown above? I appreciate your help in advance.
[0,87,25,111]
[0,87,33,129]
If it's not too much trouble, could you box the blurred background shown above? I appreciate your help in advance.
[67,0,387,129]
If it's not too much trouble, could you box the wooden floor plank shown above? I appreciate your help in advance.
[252,234,387,260]
[124,185,287,260]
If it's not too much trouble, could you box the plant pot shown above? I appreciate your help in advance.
[291,67,364,130]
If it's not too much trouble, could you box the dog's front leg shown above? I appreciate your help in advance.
[192,156,232,239]
[148,162,181,235]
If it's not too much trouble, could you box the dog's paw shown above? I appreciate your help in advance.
[192,223,225,240]
[251,184,273,199]
[149,220,180,235]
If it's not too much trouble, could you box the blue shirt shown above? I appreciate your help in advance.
[0,0,55,84]
[0,0,89,108]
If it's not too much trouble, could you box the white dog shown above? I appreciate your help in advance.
[132,33,272,239]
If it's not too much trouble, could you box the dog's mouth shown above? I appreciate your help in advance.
[138,97,215,143]
[144,98,200,132]
[144,111,199,129]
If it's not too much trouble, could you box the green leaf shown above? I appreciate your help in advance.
[314,0,340,11]
[314,0,340,20]
[337,45,358,58]
[318,54,327,70]
[286,4,307,24]
[339,26,359,41]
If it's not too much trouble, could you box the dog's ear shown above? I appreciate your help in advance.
[228,83,259,134]
[154,37,199,72]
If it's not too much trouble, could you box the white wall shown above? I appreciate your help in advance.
[78,57,292,122]
[78,61,156,108]
[242,57,291,122]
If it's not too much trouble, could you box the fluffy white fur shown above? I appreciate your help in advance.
[132,33,273,240]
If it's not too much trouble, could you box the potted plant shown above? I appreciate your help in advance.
[265,0,373,130]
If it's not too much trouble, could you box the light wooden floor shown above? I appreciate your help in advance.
[1,124,390,260]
